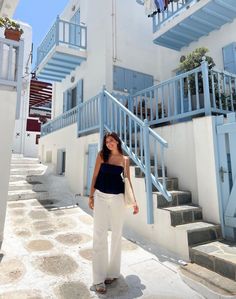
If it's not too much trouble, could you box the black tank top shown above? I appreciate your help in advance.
[94,163,124,194]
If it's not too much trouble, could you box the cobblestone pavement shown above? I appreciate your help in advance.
[0,173,204,299]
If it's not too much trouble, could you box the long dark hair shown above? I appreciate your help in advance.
[100,132,123,162]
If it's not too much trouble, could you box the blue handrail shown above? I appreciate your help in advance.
[103,89,171,224]
[130,61,236,127]
[41,106,78,136]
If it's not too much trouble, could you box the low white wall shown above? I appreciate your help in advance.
[154,116,220,224]
[39,125,99,195]
[0,90,17,244]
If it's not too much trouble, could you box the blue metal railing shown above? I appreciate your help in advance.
[103,90,171,224]
[130,61,236,127]
[37,16,87,66]
[41,106,78,136]
[152,0,197,32]
[77,94,100,136]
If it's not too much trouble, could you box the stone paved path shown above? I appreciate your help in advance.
[0,172,204,299]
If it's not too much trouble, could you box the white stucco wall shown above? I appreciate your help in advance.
[39,125,99,195]
[154,116,220,224]
[0,90,17,243]
[52,0,160,118]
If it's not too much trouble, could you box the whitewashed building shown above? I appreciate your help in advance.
[37,0,236,283]
[0,0,24,244]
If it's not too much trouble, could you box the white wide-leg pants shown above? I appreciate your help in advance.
[92,190,125,285]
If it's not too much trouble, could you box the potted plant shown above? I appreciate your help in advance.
[0,17,24,41]
[178,47,215,110]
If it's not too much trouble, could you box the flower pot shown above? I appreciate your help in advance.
[4,28,22,41]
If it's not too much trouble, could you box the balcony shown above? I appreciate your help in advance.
[36,17,87,82]
[0,37,24,90]
[150,0,236,51]
[41,105,78,136]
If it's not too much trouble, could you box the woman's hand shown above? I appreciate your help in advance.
[133,202,139,215]
[89,197,94,209]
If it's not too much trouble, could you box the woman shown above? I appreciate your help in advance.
[89,132,139,294]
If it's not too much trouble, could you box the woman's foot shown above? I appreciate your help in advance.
[104,278,117,284]
[94,282,106,294]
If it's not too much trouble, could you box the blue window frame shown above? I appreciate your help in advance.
[113,66,153,93]
[63,79,83,112]
[222,42,236,74]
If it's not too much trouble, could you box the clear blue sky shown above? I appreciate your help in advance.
[14,0,68,68]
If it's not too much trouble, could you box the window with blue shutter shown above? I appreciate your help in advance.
[113,66,153,93]
[222,42,236,74]
[63,91,68,113]
[76,79,83,104]
[63,79,83,112]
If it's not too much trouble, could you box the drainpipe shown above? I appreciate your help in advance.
[112,0,117,63]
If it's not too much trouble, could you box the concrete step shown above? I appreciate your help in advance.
[9,175,27,182]
[8,190,49,201]
[190,240,236,281]
[11,158,39,164]
[135,166,167,178]
[180,263,236,298]
[10,168,45,176]
[153,190,192,208]
[173,222,221,261]
[10,163,42,169]
[186,223,222,246]
[152,177,178,191]
[8,181,33,191]
[162,205,203,226]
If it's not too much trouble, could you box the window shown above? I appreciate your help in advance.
[113,66,153,93]
[63,79,83,112]
[222,42,236,74]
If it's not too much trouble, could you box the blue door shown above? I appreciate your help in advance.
[86,144,98,195]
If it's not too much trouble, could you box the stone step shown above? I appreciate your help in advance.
[162,205,203,226]
[153,190,192,208]
[135,166,167,178]
[8,181,33,191]
[152,177,178,191]
[11,158,39,164]
[10,163,42,169]
[10,168,45,176]
[189,240,236,281]
[175,222,222,247]
[9,175,27,182]
[8,190,49,201]
[180,263,236,298]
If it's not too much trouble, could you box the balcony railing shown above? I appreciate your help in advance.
[0,37,24,89]
[129,61,236,126]
[153,0,197,32]
[36,16,87,66]
[41,106,78,136]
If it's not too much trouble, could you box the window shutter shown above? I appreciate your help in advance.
[67,89,72,110]
[76,79,83,105]
[222,42,236,74]
[63,91,67,113]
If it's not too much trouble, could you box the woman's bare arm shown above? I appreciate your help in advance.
[88,153,103,209]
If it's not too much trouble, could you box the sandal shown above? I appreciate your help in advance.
[105,278,117,284]
[95,282,106,294]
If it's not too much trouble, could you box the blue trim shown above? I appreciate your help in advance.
[153,0,236,50]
